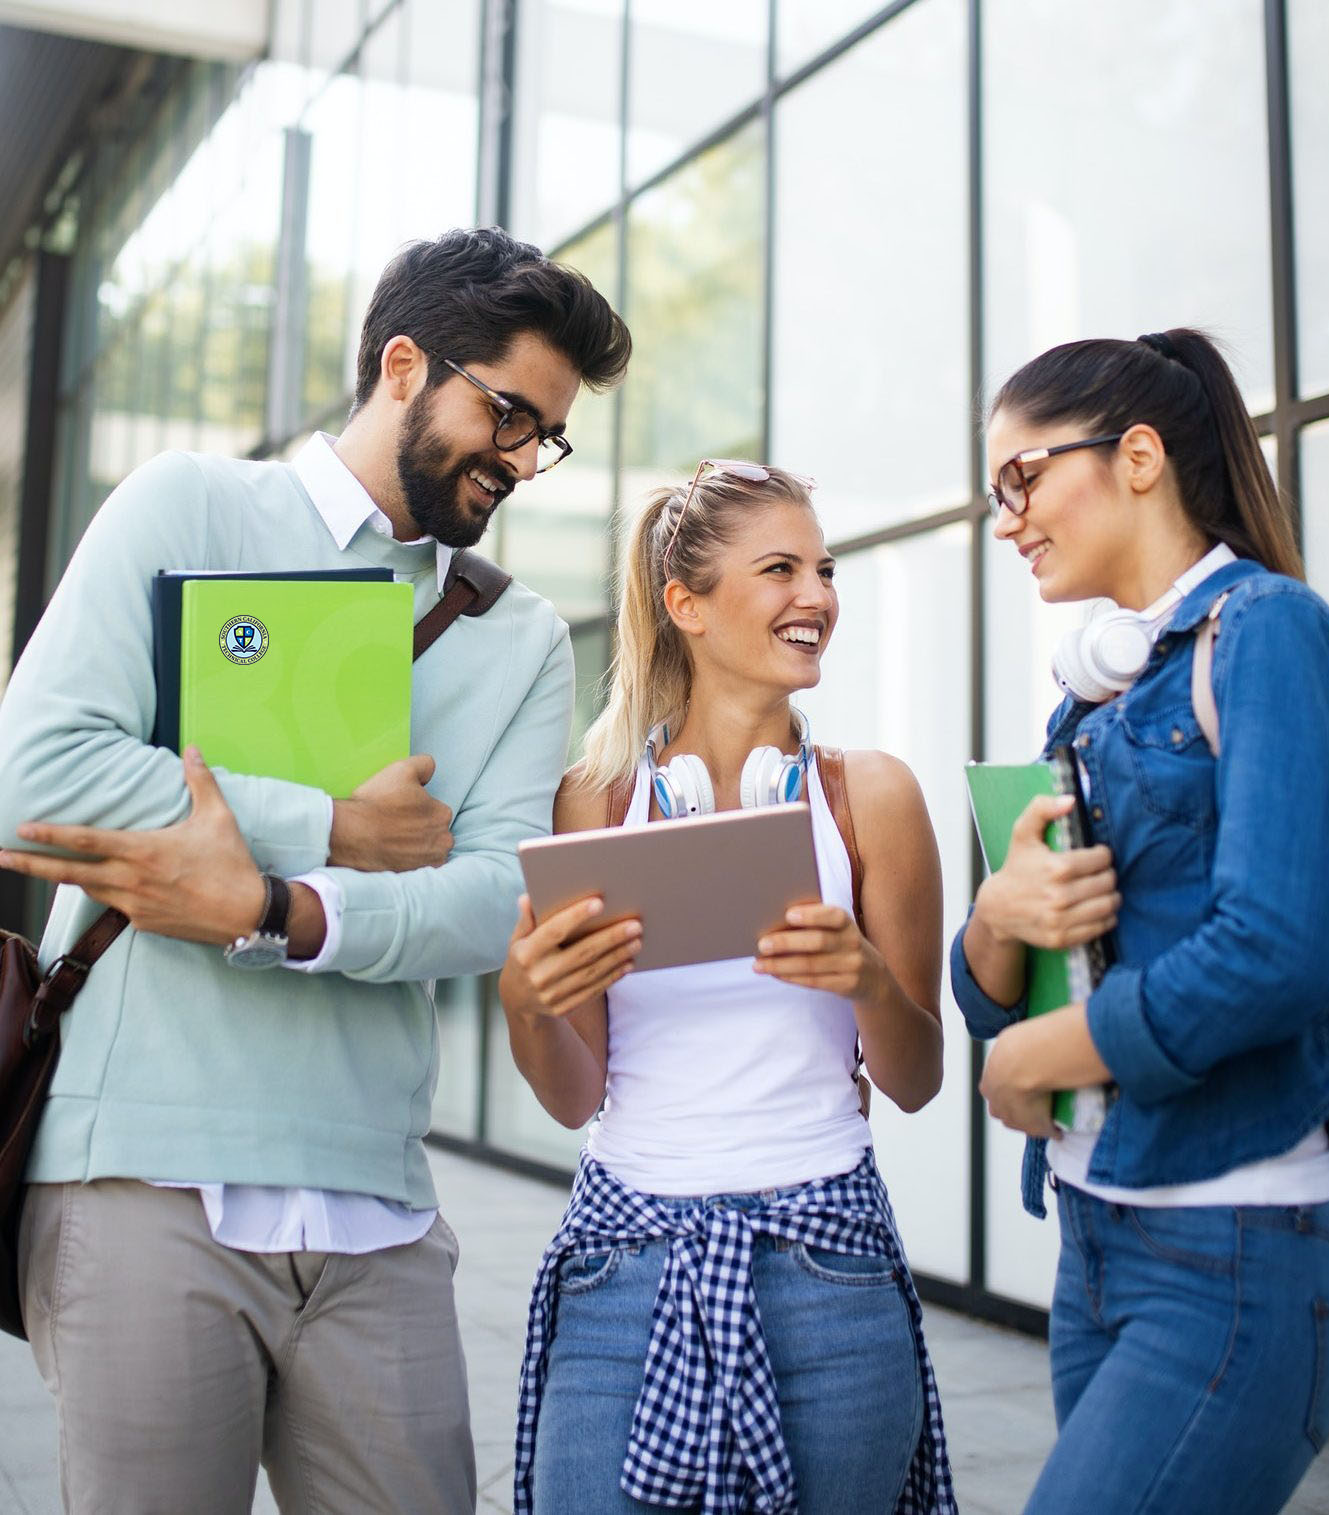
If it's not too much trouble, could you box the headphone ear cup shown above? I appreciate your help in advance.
[740,746,803,809]
[657,753,714,817]
[1052,612,1153,702]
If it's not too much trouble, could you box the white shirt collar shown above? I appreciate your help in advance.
[290,432,453,594]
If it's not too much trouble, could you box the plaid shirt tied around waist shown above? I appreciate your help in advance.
[514,1150,956,1514]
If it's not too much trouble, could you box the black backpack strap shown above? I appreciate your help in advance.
[412,550,513,661]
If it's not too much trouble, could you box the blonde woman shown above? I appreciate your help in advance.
[500,462,956,1514]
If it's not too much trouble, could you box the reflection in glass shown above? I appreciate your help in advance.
[1289,0,1329,397]
[431,972,483,1139]
[569,621,611,763]
[984,0,1273,414]
[1302,421,1329,600]
[0,277,32,688]
[796,525,972,1282]
[485,996,588,1168]
[302,70,363,421]
[771,0,968,540]
[512,0,624,248]
[980,516,1070,1306]
[620,122,764,547]
[352,0,481,339]
[498,224,620,622]
[775,0,899,78]
[627,0,766,188]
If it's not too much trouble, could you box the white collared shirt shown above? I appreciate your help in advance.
[150,432,447,1253]
[283,433,451,975]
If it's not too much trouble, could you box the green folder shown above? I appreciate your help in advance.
[178,577,415,796]
[964,752,1113,1133]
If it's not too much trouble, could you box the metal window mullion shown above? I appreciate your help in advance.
[966,0,988,1299]
[1264,0,1302,537]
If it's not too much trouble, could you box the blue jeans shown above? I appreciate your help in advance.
[531,1187,923,1515]
[1025,1185,1329,1514]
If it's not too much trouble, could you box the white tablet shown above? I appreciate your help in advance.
[517,803,822,973]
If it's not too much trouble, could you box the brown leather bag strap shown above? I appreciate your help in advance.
[412,548,513,661]
[812,745,872,1118]
[25,907,129,1044]
[813,745,864,929]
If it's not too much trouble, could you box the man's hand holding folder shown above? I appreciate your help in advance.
[329,754,454,872]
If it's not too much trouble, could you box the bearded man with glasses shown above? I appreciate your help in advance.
[0,226,629,1515]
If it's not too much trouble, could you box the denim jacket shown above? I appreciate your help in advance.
[951,558,1329,1216]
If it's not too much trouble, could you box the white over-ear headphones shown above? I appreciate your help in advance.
[646,709,812,818]
[1051,544,1238,702]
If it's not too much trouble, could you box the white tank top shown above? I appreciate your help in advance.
[585,752,873,1195]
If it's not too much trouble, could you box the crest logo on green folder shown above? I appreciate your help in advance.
[220,615,269,665]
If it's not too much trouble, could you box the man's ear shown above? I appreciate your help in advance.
[663,577,705,639]
[1120,422,1167,493]
[380,335,427,404]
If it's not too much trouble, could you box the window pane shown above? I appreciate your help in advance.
[620,122,765,535]
[0,269,32,689]
[981,522,1084,1307]
[985,0,1274,414]
[497,224,619,621]
[1302,421,1329,600]
[796,523,974,1283]
[512,0,624,248]
[432,974,483,1139]
[569,620,611,763]
[398,0,482,242]
[301,70,363,421]
[485,997,588,1168]
[771,0,968,540]
[627,0,766,188]
[1289,0,1329,398]
[775,0,899,78]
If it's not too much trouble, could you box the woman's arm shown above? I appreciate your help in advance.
[756,752,945,1113]
[497,766,640,1128]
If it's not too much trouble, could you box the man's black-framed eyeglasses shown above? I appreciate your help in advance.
[443,357,573,474]
[986,433,1124,519]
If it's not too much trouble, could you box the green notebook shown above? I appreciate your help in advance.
[964,749,1114,1133]
[178,577,415,796]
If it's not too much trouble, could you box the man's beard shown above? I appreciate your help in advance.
[396,390,511,548]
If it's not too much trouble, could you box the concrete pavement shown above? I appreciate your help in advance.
[1,1148,1326,1513]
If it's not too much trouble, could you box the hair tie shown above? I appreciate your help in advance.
[1138,331,1180,362]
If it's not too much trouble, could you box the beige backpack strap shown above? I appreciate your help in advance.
[813,745,871,1118]
[1191,592,1229,758]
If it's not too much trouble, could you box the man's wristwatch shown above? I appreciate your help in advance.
[223,873,292,970]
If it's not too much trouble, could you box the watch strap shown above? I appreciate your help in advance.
[257,874,291,938]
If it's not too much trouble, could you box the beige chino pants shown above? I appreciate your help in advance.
[18,1179,476,1515]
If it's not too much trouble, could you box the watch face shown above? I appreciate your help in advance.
[225,933,288,970]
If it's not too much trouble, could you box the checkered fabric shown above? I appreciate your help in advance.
[514,1151,956,1514]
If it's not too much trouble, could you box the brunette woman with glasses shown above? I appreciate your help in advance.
[955,328,1329,1513]
[498,461,956,1514]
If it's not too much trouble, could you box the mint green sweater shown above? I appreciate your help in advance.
[0,451,574,1206]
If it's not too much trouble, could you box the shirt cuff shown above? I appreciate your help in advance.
[1085,964,1204,1105]
[282,871,344,974]
[948,909,1028,1038]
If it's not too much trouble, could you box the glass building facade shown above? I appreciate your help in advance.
[2,0,1326,1321]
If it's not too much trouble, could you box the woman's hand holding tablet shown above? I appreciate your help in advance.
[499,894,643,1020]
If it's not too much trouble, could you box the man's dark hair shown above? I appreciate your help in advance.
[352,226,632,411]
